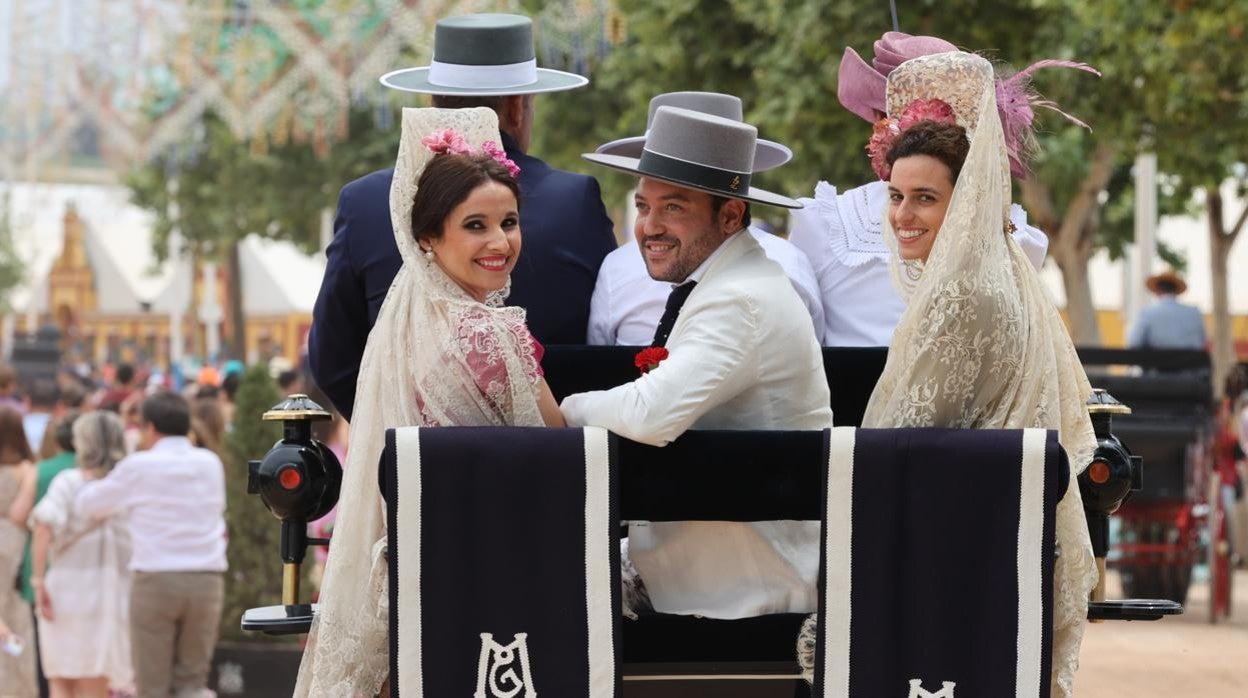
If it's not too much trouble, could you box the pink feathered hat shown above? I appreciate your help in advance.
[839,32,1099,178]
[837,32,957,123]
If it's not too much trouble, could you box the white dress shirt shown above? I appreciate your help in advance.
[588,226,825,345]
[76,436,228,573]
[788,180,1049,347]
[563,231,832,618]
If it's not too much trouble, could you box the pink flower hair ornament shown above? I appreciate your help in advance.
[420,128,521,178]
[866,98,958,181]
[480,140,521,179]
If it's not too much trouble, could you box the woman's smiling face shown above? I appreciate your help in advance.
[426,180,522,302]
[887,154,955,263]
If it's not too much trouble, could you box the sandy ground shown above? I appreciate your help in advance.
[1075,569,1248,696]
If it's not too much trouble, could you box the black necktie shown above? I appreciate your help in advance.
[651,281,697,347]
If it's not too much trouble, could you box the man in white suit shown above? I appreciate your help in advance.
[586,91,825,345]
[562,106,832,619]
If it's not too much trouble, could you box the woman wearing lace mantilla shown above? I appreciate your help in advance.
[861,52,1099,697]
[294,108,564,697]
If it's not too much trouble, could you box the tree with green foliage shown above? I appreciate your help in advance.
[1068,0,1248,384]
[125,108,399,360]
[220,365,291,642]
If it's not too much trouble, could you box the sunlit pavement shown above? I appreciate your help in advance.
[1076,569,1248,696]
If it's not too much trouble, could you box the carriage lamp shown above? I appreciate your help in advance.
[1080,388,1143,604]
[242,394,343,633]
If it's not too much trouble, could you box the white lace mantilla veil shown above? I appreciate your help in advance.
[294,107,544,697]
[862,52,1099,698]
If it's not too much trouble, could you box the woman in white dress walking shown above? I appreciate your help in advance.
[30,411,133,697]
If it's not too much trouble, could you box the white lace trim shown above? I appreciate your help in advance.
[812,180,890,269]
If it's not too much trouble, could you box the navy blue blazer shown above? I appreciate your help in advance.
[308,133,616,420]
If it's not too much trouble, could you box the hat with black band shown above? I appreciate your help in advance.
[584,106,802,209]
[380,14,588,96]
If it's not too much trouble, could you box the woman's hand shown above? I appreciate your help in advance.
[33,579,53,621]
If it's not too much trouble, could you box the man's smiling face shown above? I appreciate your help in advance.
[633,177,738,283]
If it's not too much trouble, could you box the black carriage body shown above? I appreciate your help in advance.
[242,345,1178,697]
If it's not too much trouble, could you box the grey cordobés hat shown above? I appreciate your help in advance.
[584,106,802,209]
[380,14,589,95]
[596,92,793,172]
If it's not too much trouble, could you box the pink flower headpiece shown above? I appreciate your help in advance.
[866,98,958,181]
[421,128,521,178]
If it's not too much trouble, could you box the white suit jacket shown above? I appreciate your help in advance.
[562,231,833,618]
[586,226,826,345]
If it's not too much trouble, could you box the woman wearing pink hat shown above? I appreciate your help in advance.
[789,32,1095,348]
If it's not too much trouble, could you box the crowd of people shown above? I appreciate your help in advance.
[0,360,256,698]
[0,9,1233,698]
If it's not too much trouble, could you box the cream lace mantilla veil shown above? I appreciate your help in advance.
[861,52,1099,698]
[294,107,544,697]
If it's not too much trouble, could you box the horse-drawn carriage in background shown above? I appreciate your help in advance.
[1077,348,1234,622]
[241,347,1187,696]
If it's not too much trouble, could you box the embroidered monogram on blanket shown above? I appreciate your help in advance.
[385,426,620,697]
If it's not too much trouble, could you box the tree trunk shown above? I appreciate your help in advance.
[1207,189,1248,396]
[1019,144,1116,346]
[1051,242,1101,345]
[224,241,247,361]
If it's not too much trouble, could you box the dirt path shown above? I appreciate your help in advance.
[1076,570,1248,696]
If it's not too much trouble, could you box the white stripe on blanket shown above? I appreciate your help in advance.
[584,426,616,697]
[396,427,424,695]
[822,426,856,696]
[1016,429,1046,697]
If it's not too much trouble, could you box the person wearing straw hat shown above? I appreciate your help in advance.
[788,31,1076,347]
[1127,270,1207,349]
[586,91,825,345]
[309,13,615,422]
[562,106,832,619]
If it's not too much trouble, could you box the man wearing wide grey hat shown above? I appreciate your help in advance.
[309,13,616,421]
[587,91,825,345]
[563,106,832,619]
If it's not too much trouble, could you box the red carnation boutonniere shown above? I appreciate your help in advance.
[634,347,669,375]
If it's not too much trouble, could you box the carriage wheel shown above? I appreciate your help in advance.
[1118,519,1190,604]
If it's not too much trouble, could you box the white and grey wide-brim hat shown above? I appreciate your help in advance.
[595,92,792,172]
[380,14,588,96]
[584,106,802,209]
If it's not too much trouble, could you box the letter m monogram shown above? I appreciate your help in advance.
[908,679,957,698]
[475,632,536,698]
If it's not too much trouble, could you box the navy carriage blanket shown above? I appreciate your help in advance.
[381,426,621,698]
[814,428,1063,698]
